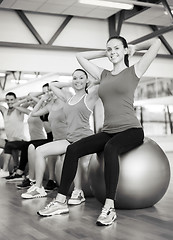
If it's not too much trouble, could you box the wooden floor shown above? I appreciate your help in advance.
[0,152,173,240]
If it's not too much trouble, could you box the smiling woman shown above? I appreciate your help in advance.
[38,36,162,227]
[21,68,99,206]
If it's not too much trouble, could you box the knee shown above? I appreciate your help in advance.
[36,146,43,155]
[28,144,35,153]
[104,141,119,155]
[4,142,12,154]
[35,146,48,159]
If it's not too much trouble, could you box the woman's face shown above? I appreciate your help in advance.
[42,86,49,94]
[42,86,54,99]
[72,70,87,91]
[27,98,35,107]
[106,39,126,64]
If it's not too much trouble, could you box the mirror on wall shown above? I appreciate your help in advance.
[135,77,173,101]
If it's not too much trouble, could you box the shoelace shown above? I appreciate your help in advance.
[45,199,57,209]
[27,184,36,193]
[71,190,81,198]
[100,208,110,218]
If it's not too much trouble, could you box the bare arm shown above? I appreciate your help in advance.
[13,98,30,115]
[28,93,41,104]
[130,39,161,78]
[49,81,71,101]
[19,91,42,100]
[0,105,7,115]
[31,96,49,117]
[76,51,106,81]
[86,83,100,110]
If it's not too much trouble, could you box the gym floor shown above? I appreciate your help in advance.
[0,152,172,240]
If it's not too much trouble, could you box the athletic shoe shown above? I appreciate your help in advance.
[37,199,69,217]
[45,180,58,191]
[5,172,24,182]
[0,169,9,178]
[96,207,117,226]
[17,178,36,189]
[21,185,47,199]
[68,189,85,205]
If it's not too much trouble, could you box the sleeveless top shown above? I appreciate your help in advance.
[98,65,142,133]
[4,109,25,141]
[63,94,93,143]
[48,107,67,141]
[27,113,46,140]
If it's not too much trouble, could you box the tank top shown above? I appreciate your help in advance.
[4,109,25,141]
[48,107,67,141]
[98,65,142,133]
[63,94,93,143]
[27,113,46,140]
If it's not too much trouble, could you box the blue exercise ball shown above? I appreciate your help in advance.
[88,138,170,209]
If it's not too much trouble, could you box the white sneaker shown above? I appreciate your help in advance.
[21,185,47,199]
[68,189,85,205]
[37,199,69,216]
[96,207,117,226]
[0,169,9,178]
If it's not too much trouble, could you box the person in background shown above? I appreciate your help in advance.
[21,69,99,204]
[37,36,161,226]
[17,83,70,190]
[0,92,26,178]
[4,84,54,183]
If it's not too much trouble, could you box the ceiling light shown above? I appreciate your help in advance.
[79,0,134,10]
[23,73,40,78]
[11,79,28,84]
[0,72,5,77]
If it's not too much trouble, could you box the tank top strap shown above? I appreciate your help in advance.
[83,94,93,113]
[68,94,86,105]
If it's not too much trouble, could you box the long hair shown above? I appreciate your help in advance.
[73,69,89,93]
[107,36,129,67]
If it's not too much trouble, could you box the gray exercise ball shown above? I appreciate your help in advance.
[88,138,170,209]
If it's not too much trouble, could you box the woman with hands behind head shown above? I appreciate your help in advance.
[21,69,99,202]
[37,36,161,226]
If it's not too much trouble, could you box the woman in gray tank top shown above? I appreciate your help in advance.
[21,69,99,202]
[36,36,161,226]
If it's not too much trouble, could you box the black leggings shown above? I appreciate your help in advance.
[59,128,144,200]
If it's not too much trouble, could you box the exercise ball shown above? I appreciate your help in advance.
[55,154,93,197]
[88,138,170,209]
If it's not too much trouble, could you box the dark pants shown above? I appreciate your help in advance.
[59,128,144,200]
[4,137,53,171]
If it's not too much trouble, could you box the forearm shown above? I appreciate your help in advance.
[76,51,105,81]
[13,98,28,108]
[134,39,161,52]
[76,51,106,60]
[31,99,45,116]
[29,95,40,103]
[49,81,71,89]
[49,82,70,101]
